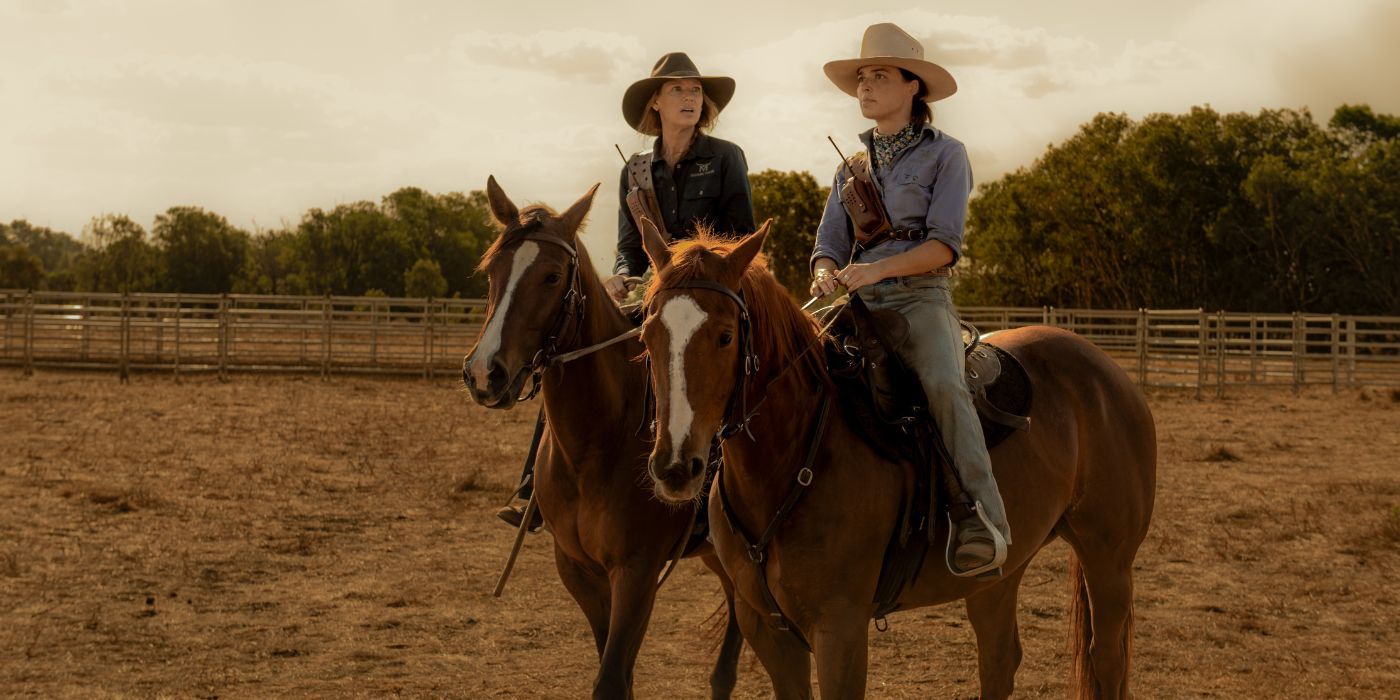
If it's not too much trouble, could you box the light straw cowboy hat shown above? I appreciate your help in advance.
[823,23,957,102]
[622,52,736,131]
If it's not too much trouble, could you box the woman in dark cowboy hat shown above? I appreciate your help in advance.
[809,23,1011,577]
[604,52,756,303]
[496,52,755,529]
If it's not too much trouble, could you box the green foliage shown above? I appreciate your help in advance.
[153,207,251,293]
[962,105,1400,314]
[1,220,83,290]
[404,258,448,298]
[75,215,163,293]
[750,169,830,297]
[0,244,44,290]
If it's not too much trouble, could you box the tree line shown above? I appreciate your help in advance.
[2,104,1395,314]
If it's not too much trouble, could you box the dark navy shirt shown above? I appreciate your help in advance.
[614,133,755,276]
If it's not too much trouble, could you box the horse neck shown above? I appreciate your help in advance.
[539,241,644,436]
[722,319,833,502]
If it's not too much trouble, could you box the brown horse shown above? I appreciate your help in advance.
[636,220,1157,699]
[462,179,743,699]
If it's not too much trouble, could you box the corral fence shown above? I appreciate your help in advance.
[2,290,1398,393]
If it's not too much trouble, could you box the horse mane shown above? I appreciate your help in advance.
[476,204,556,273]
[647,231,830,388]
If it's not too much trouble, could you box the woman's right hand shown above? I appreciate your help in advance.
[810,268,842,298]
[604,274,630,303]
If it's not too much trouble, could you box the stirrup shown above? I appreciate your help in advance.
[945,501,1008,579]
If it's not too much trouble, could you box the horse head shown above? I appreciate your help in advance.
[638,219,773,503]
[463,176,599,409]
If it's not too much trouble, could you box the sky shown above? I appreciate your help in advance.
[2,0,1397,264]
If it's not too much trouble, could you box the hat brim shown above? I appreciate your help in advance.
[822,57,956,103]
[622,75,735,131]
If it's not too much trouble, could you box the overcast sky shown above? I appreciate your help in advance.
[2,0,1396,262]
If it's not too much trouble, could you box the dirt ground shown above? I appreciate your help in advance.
[1,369,1397,698]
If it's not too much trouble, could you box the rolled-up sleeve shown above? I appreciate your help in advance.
[614,164,645,276]
[924,142,973,265]
[810,167,853,272]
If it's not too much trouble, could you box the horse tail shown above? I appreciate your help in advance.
[1067,551,1095,699]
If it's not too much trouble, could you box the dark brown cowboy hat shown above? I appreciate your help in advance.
[622,53,735,131]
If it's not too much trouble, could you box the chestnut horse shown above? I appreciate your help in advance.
[636,221,1156,699]
[462,179,743,699]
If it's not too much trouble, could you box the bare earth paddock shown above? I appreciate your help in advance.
[1,369,1397,698]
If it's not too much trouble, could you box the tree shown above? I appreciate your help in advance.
[749,169,830,297]
[153,206,251,293]
[1,220,83,289]
[0,244,44,290]
[75,215,162,293]
[961,105,1398,313]
[404,258,448,298]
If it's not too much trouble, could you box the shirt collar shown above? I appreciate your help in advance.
[652,132,714,163]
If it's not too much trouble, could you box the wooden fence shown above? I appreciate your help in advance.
[2,290,1398,393]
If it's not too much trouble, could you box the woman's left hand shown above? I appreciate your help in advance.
[835,261,888,292]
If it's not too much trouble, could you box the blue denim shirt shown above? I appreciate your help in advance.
[811,124,973,271]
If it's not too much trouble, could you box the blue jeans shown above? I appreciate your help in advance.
[856,275,1011,545]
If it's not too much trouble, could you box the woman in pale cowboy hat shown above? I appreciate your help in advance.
[604,52,756,303]
[809,23,1011,577]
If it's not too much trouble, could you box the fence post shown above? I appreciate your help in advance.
[423,298,435,380]
[1136,308,1148,388]
[1214,310,1227,398]
[1248,315,1258,383]
[173,294,182,382]
[81,296,91,361]
[23,291,34,377]
[1330,313,1340,394]
[119,292,130,384]
[1291,311,1303,396]
[1195,309,1206,399]
[321,294,332,379]
[1345,317,1356,389]
[300,298,310,366]
[217,293,230,382]
[371,298,379,367]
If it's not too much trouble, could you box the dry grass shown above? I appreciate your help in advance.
[1,371,1397,697]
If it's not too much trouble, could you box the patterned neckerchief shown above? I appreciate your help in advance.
[871,123,921,171]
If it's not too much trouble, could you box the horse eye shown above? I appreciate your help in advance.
[544,272,562,285]
[718,332,733,347]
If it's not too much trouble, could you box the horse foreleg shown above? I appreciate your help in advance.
[964,562,1029,700]
[593,566,660,699]
[810,608,870,699]
[554,546,611,657]
[734,596,812,700]
[701,553,744,699]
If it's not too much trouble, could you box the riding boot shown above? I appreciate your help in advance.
[495,470,542,532]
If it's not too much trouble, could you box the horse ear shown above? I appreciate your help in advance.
[485,175,519,227]
[722,219,771,285]
[640,217,672,275]
[559,183,600,240]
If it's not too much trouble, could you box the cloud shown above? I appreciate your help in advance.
[445,28,646,83]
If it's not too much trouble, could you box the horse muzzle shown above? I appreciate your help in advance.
[462,355,520,409]
[648,453,707,503]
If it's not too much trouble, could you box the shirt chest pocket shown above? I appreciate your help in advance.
[683,171,720,202]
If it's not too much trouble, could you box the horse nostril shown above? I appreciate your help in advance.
[462,368,475,390]
[689,456,705,479]
[487,362,508,386]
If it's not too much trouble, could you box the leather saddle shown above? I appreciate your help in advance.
[819,296,1032,457]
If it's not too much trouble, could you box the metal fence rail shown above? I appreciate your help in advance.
[3,290,1398,391]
